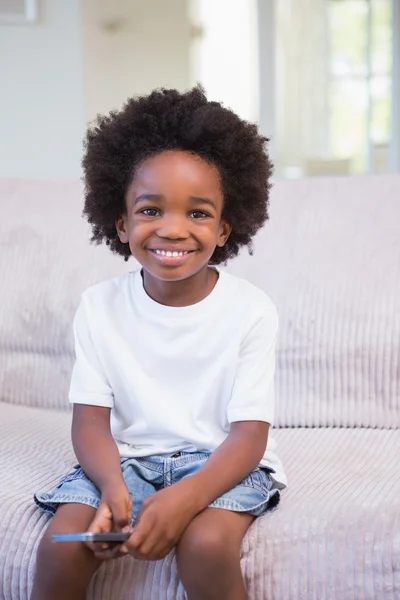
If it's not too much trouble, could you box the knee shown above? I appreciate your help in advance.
[177,526,237,568]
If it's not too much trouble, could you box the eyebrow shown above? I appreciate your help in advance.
[134,194,163,205]
[189,196,217,211]
[134,194,217,211]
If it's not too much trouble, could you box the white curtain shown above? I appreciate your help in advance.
[274,0,330,176]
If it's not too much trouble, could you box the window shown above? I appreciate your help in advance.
[266,0,399,177]
[328,0,392,173]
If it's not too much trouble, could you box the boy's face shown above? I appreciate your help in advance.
[116,150,231,282]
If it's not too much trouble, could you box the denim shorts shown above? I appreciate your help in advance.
[34,452,280,523]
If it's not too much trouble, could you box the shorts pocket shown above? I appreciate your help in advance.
[241,469,273,495]
[209,468,280,517]
[56,464,87,488]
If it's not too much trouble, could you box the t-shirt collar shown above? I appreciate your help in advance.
[132,268,227,318]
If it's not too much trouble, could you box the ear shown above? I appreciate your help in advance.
[216,220,232,248]
[115,215,129,243]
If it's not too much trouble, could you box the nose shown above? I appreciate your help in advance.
[156,215,189,240]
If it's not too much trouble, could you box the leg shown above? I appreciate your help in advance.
[31,503,101,600]
[176,508,254,600]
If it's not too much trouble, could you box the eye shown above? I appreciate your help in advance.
[140,208,159,217]
[190,211,210,219]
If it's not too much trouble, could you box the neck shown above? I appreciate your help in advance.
[142,266,218,307]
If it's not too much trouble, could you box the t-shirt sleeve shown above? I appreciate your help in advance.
[68,295,114,408]
[227,306,278,425]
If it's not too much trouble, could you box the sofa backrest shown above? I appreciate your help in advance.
[0,176,399,428]
[227,175,400,429]
[0,180,134,412]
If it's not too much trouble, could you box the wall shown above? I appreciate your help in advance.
[82,0,192,123]
[0,0,85,181]
[0,0,192,181]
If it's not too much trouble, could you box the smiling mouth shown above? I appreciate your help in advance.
[148,248,197,266]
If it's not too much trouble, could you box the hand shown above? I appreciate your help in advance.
[86,479,133,560]
[121,480,200,561]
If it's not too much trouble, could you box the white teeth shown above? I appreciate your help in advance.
[153,249,189,257]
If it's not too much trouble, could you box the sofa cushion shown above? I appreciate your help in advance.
[1,402,399,600]
[227,175,400,428]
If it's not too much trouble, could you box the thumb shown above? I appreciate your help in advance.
[87,501,113,533]
[86,502,113,553]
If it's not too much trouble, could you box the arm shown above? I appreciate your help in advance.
[184,306,278,509]
[68,297,132,537]
[71,404,132,534]
[175,420,269,513]
[71,404,123,491]
[70,295,124,492]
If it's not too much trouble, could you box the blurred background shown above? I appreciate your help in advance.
[0,0,399,181]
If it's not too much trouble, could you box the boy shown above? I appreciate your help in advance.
[32,86,286,600]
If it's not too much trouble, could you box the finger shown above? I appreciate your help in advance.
[86,539,114,553]
[140,544,170,562]
[121,529,145,554]
[134,545,170,562]
[137,531,172,560]
[94,544,124,561]
[110,499,133,530]
[150,546,172,561]
[85,540,110,553]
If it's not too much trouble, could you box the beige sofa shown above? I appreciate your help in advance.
[0,175,399,600]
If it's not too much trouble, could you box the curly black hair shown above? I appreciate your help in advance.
[82,86,273,265]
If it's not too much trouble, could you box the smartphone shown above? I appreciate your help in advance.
[52,532,130,543]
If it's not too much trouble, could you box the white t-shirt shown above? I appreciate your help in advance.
[69,269,287,488]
